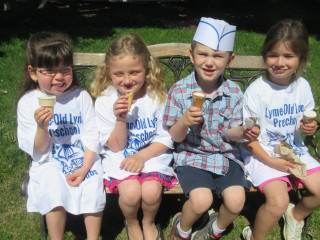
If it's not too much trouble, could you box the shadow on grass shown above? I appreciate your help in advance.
[0,0,319,66]
[60,194,186,239]
[61,194,124,239]
[0,0,319,43]
[37,188,314,239]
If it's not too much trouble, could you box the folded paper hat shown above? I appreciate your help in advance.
[193,17,236,51]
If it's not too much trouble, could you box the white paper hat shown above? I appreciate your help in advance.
[193,17,237,51]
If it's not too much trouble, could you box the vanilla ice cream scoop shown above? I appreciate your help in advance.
[303,110,317,124]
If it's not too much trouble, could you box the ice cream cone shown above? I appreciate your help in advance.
[127,91,134,111]
[192,91,206,109]
[245,116,259,129]
[303,110,317,124]
[38,96,56,115]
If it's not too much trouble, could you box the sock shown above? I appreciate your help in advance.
[177,221,192,238]
[212,219,225,236]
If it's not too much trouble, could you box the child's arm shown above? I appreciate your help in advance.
[107,95,130,152]
[169,106,203,142]
[227,125,260,142]
[34,107,52,152]
[108,120,128,152]
[245,141,296,172]
[120,142,169,173]
[66,147,96,186]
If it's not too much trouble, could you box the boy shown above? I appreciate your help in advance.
[163,17,260,240]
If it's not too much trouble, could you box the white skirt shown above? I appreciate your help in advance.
[27,159,106,215]
[244,151,320,187]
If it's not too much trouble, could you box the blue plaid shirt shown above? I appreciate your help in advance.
[163,72,244,175]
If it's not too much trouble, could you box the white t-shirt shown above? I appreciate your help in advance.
[17,87,106,215]
[241,76,320,186]
[95,88,176,180]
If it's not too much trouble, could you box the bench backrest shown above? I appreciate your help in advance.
[74,43,266,91]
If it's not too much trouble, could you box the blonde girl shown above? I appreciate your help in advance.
[241,19,320,240]
[91,33,177,240]
[17,32,105,240]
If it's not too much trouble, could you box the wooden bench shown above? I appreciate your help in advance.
[21,43,319,239]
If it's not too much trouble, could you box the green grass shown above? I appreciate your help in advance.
[1,26,320,239]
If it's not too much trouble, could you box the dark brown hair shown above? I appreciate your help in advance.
[261,19,309,78]
[18,31,79,99]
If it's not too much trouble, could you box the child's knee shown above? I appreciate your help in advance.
[141,184,162,204]
[119,188,142,205]
[223,195,245,214]
[189,189,213,214]
[222,187,245,214]
[266,195,290,216]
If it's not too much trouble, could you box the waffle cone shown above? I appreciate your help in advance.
[127,91,134,111]
[38,96,56,115]
[192,91,206,109]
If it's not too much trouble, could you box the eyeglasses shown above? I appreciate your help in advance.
[35,66,73,77]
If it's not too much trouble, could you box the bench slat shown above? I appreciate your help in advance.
[147,43,190,57]
[74,53,105,66]
[74,43,266,71]
[229,55,265,70]
[105,184,311,194]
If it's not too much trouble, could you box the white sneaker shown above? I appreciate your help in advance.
[242,226,252,240]
[283,203,304,240]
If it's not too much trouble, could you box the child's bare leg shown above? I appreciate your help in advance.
[118,179,143,240]
[252,180,289,240]
[294,171,320,221]
[84,211,103,240]
[45,206,67,240]
[141,180,162,240]
[180,188,213,231]
[218,186,245,230]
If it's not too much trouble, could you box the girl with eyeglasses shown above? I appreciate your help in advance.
[17,32,105,240]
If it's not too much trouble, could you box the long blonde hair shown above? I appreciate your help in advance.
[91,34,167,105]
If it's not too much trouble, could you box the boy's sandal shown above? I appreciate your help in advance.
[156,223,165,240]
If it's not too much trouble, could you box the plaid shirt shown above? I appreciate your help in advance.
[163,72,244,175]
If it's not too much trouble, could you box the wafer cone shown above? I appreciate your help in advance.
[192,91,206,109]
[245,116,259,129]
[38,96,56,115]
[127,91,134,111]
[303,110,317,124]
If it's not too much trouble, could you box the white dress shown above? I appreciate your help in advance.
[95,88,176,181]
[17,87,106,215]
[241,76,320,186]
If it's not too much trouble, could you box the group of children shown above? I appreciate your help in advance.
[16,16,320,240]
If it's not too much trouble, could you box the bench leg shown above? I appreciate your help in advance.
[39,214,47,240]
